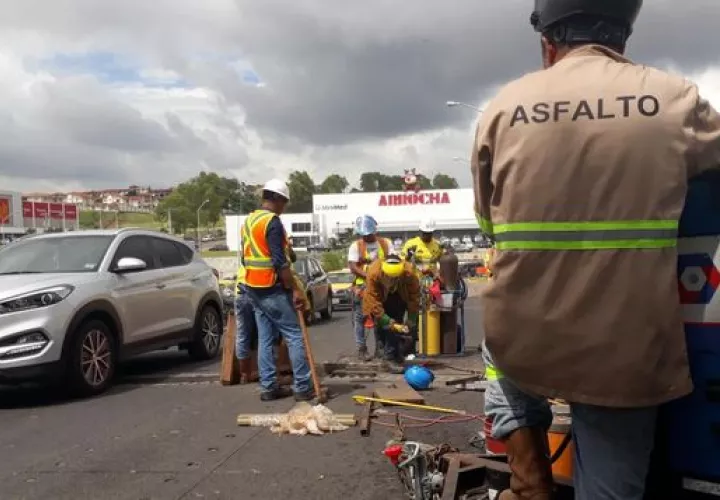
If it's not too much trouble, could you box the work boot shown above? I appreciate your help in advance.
[357,347,372,362]
[294,389,315,402]
[260,387,293,401]
[238,358,251,384]
[498,427,554,500]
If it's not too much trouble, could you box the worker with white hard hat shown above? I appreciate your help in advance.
[241,179,313,402]
[400,218,443,276]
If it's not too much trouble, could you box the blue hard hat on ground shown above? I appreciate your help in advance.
[404,365,435,390]
[355,215,378,236]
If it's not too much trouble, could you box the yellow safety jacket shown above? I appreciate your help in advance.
[353,238,391,286]
[235,264,247,295]
[400,236,443,274]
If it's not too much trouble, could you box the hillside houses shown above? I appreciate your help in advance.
[24,185,172,213]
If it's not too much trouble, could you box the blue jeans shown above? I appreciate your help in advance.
[245,288,312,394]
[482,345,657,500]
[352,293,367,349]
[234,292,255,360]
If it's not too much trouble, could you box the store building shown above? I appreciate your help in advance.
[0,190,80,240]
[225,188,480,251]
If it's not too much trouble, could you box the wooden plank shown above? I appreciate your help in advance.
[374,380,425,404]
[359,400,375,437]
[220,312,239,385]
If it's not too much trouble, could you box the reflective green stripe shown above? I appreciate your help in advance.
[491,220,678,251]
[496,239,676,251]
[493,220,678,234]
[485,365,502,381]
[495,229,677,242]
[476,213,494,236]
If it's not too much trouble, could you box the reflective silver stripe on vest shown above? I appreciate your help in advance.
[243,258,274,268]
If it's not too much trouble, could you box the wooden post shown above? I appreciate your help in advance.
[220,311,239,385]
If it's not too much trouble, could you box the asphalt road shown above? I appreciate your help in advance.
[0,298,486,500]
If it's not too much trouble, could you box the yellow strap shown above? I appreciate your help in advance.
[485,365,502,381]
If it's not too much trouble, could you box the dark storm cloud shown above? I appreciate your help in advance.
[216,0,720,147]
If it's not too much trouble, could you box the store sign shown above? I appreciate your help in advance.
[21,201,78,221]
[0,197,10,225]
[378,191,451,207]
[315,203,348,212]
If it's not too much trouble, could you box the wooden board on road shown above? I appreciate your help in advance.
[220,312,239,385]
[374,380,425,404]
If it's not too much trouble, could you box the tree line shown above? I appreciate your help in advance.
[155,170,459,233]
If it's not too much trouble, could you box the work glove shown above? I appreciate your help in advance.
[389,322,409,334]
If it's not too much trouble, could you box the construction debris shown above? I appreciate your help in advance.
[237,402,356,436]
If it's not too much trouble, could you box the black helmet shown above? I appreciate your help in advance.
[531,0,642,36]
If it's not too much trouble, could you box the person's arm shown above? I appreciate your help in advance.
[361,269,394,329]
[471,111,497,241]
[688,84,720,178]
[347,242,366,279]
[266,217,293,289]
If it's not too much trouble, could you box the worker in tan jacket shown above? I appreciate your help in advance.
[472,1,720,499]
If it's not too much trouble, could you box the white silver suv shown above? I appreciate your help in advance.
[0,229,223,396]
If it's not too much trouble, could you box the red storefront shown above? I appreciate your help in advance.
[22,201,79,229]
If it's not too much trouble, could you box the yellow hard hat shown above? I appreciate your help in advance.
[381,255,404,278]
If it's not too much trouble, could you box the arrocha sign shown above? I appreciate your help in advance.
[378,191,451,207]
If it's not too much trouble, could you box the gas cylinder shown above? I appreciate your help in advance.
[667,170,720,483]
[439,250,459,291]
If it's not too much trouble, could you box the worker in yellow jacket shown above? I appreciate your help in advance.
[401,218,443,278]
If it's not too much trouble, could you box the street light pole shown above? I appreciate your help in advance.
[196,199,209,251]
[446,101,483,113]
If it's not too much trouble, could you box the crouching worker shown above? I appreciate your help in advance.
[362,254,420,373]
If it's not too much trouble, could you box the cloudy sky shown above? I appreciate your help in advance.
[1,0,720,193]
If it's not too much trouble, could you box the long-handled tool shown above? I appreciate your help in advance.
[352,395,466,415]
[297,310,328,404]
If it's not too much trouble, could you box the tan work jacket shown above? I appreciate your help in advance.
[472,45,720,407]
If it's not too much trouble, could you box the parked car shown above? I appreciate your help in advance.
[208,244,229,252]
[0,229,223,397]
[293,256,333,325]
[327,269,354,311]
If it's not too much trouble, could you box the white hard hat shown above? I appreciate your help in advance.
[263,179,290,200]
[419,218,436,232]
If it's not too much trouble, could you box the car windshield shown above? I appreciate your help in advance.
[328,272,353,284]
[0,235,114,274]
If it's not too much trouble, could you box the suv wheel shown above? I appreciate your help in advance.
[66,320,117,397]
[188,305,222,360]
[320,289,333,320]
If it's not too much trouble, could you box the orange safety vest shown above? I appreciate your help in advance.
[242,209,287,288]
[354,238,390,286]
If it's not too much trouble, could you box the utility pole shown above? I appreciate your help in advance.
[168,209,173,234]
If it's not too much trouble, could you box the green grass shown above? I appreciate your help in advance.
[201,250,237,258]
[79,210,163,230]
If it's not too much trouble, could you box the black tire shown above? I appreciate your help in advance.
[65,319,117,397]
[188,304,223,361]
[320,288,333,320]
[304,296,315,326]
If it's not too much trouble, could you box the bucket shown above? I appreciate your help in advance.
[438,292,454,309]
[549,416,574,480]
[483,416,507,454]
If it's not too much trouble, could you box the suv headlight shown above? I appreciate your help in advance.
[0,285,74,315]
